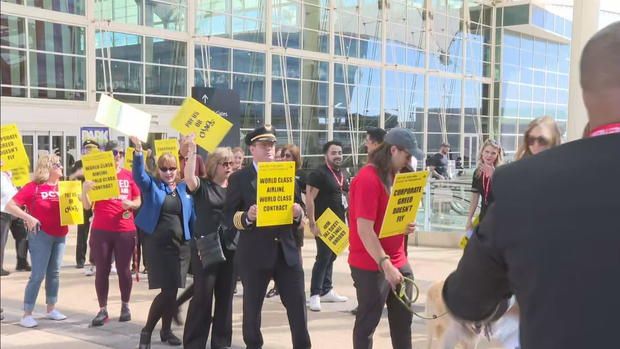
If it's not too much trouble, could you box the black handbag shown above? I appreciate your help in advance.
[194,227,226,269]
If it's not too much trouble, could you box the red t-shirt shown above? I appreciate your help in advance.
[91,169,140,232]
[12,182,68,237]
[348,165,407,271]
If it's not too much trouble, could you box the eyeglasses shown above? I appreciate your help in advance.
[283,153,293,159]
[219,161,233,167]
[159,167,177,173]
[112,149,125,157]
[527,136,550,147]
[51,162,63,169]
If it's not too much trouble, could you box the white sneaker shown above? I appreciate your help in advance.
[308,295,321,312]
[20,315,38,328]
[84,265,95,276]
[321,289,348,303]
[110,263,117,275]
[46,309,67,321]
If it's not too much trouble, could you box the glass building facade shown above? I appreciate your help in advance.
[2,0,617,170]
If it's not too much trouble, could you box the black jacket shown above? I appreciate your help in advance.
[443,134,620,349]
[223,164,304,268]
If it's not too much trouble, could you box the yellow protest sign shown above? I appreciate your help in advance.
[59,181,84,226]
[95,94,152,142]
[82,151,120,202]
[8,165,30,187]
[379,171,429,239]
[124,147,134,171]
[256,161,296,227]
[154,139,180,167]
[1,124,30,170]
[316,208,349,255]
[170,97,233,152]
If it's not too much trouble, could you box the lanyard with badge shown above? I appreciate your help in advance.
[326,163,348,209]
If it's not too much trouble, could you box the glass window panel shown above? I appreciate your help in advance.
[232,18,264,43]
[1,48,27,86]
[31,89,85,100]
[95,0,142,25]
[233,49,265,74]
[271,104,300,130]
[145,96,184,105]
[301,132,328,156]
[304,4,328,32]
[29,53,85,90]
[145,65,186,96]
[233,73,264,102]
[196,11,229,37]
[1,15,26,48]
[303,29,329,53]
[96,32,142,62]
[272,79,300,104]
[1,86,26,97]
[96,60,143,94]
[145,37,186,65]
[301,106,327,130]
[239,102,265,129]
[27,0,85,15]
[28,20,85,55]
[145,0,186,31]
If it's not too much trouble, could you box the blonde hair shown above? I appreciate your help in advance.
[475,139,503,178]
[204,147,234,181]
[515,116,562,161]
[34,154,61,184]
[156,153,181,183]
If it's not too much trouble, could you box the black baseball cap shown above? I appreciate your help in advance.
[245,125,277,145]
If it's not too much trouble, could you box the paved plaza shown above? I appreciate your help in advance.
[1,234,504,348]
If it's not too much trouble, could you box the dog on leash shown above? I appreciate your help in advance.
[425,280,520,349]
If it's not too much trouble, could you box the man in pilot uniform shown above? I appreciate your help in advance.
[224,125,311,349]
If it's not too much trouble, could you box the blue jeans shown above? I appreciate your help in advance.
[309,237,337,297]
[23,230,66,312]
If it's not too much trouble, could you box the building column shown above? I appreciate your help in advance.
[566,0,600,141]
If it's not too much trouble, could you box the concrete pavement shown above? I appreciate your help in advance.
[0,234,504,348]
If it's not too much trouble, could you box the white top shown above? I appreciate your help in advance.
[1,171,18,212]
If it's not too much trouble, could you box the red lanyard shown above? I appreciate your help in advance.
[482,172,491,205]
[590,122,620,137]
[326,163,344,189]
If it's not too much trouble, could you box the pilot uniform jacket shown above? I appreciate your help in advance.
[442,133,620,349]
[224,164,304,268]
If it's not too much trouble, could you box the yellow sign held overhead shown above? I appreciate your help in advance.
[379,171,429,239]
[154,139,180,167]
[256,161,296,227]
[1,124,30,170]
[170,97,233,152]
[316,208,349,255]
[82,151,120,202]
[59,181,84,226]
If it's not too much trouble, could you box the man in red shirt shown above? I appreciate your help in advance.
[348,128,417,349]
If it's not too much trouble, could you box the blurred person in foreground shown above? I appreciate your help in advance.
[442,21,620,349]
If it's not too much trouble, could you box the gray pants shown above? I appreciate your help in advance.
[0,213,10,270]
[350,264,414,349]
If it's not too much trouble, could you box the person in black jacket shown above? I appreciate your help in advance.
[182,138,238,349]
[224,125,311,349]
[442,21,620,349]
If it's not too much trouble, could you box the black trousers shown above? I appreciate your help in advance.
[240,244,311,349]
[75,216,91,266]
[310,237,336,296]
[183,244,236,349]
[0,213,28,267]
[350,264,414,349]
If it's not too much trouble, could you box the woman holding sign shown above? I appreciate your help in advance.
[347,128,417,349]
[4,155,69,328]
[130,136,194,349]
[81,141,141,327]
[182,136,238,349]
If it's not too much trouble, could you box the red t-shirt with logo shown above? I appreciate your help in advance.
[348,165,407,271]
[91,169,140,232]
[12,182,68,237]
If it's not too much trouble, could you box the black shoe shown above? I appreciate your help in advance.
[91,309,108,327]
[351,306,358,315]
[1,269,9,276]
[139,329,152,349]
[160,330,182,346]
[266,287,279,298]
[76,262,85,269]
[16,263,31,272]
[119,305,131,322]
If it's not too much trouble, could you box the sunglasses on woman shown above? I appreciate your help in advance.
[112,149,125,157]
[159,167,177,173]
[219,161,233,167]
[51,162,63,169]
[527,136,550,146]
